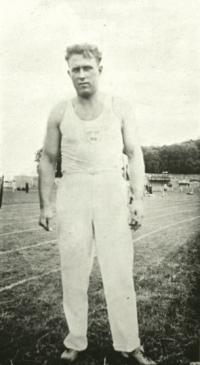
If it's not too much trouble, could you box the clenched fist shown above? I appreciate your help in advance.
[129,198,144,231]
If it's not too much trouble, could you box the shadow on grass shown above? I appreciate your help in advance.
[136,232,200,365]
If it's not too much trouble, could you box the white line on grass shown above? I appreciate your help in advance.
[0,211,199,255]
[0,269,60,293]
[0,227,46,237]
[143,204,200,218]
[0,212,40,220]
[3,205,39,209]
[144,209,199,222]
[133,215,200,243]
[0,216,38,221]
[3,208,196,226]
[0,217,39,224]
[1,207,39,212]
[145,201,200,212]
[3,203,38,208]
[1,202,199,234]
[0,215,199,292]
[1,209,40,217]
[0,240,57,255]
[1,200,198,225]
[3,204,39,209]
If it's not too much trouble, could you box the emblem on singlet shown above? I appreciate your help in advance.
[84,125,103,144]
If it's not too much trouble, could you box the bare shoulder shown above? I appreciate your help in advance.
[112,96,140,152]
[112,96,134,121]
[48,99,68,128]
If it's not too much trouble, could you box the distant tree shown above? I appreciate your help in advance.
[166,144,182,173]
[142,139,200,174]
[143,147,160,173]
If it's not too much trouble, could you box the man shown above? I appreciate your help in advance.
[38,43,156,364]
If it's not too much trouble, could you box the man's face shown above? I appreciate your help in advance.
[68,54,102,98]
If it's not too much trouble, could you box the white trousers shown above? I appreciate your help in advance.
[56,172,140,352]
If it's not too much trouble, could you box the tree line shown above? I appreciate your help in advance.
[35,139,200,176]
[142,139,200,174]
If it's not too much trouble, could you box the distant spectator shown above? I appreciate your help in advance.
[162,184,167,197]
[25,182,29,193]
[149,183,153,194]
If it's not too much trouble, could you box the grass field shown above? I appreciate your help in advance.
[0,189,200,365]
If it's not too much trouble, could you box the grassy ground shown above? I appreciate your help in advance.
[0,189,200,365]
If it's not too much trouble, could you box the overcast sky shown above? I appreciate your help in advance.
[0,0,200,176]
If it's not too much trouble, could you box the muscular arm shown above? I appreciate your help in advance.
[38,101,66,230]
[122,111,145,200]
[113,98,145,229]
[113,98,145,197]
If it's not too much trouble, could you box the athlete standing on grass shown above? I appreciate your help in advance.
[38,43,156,365]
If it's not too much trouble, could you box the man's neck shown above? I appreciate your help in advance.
[77,92,103,108]
[73,92,105,120]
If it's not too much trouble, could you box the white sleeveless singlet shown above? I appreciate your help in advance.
[60,96,124,174]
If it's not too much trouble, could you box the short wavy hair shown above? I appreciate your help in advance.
[65,43,102,64]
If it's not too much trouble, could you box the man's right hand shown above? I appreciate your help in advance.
[39,206,54,231]
[129,198,144,231]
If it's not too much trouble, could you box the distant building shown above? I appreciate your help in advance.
[13,175,38,189]
[147,172,171,192]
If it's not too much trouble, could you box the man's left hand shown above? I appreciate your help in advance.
[129,198,144,231]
